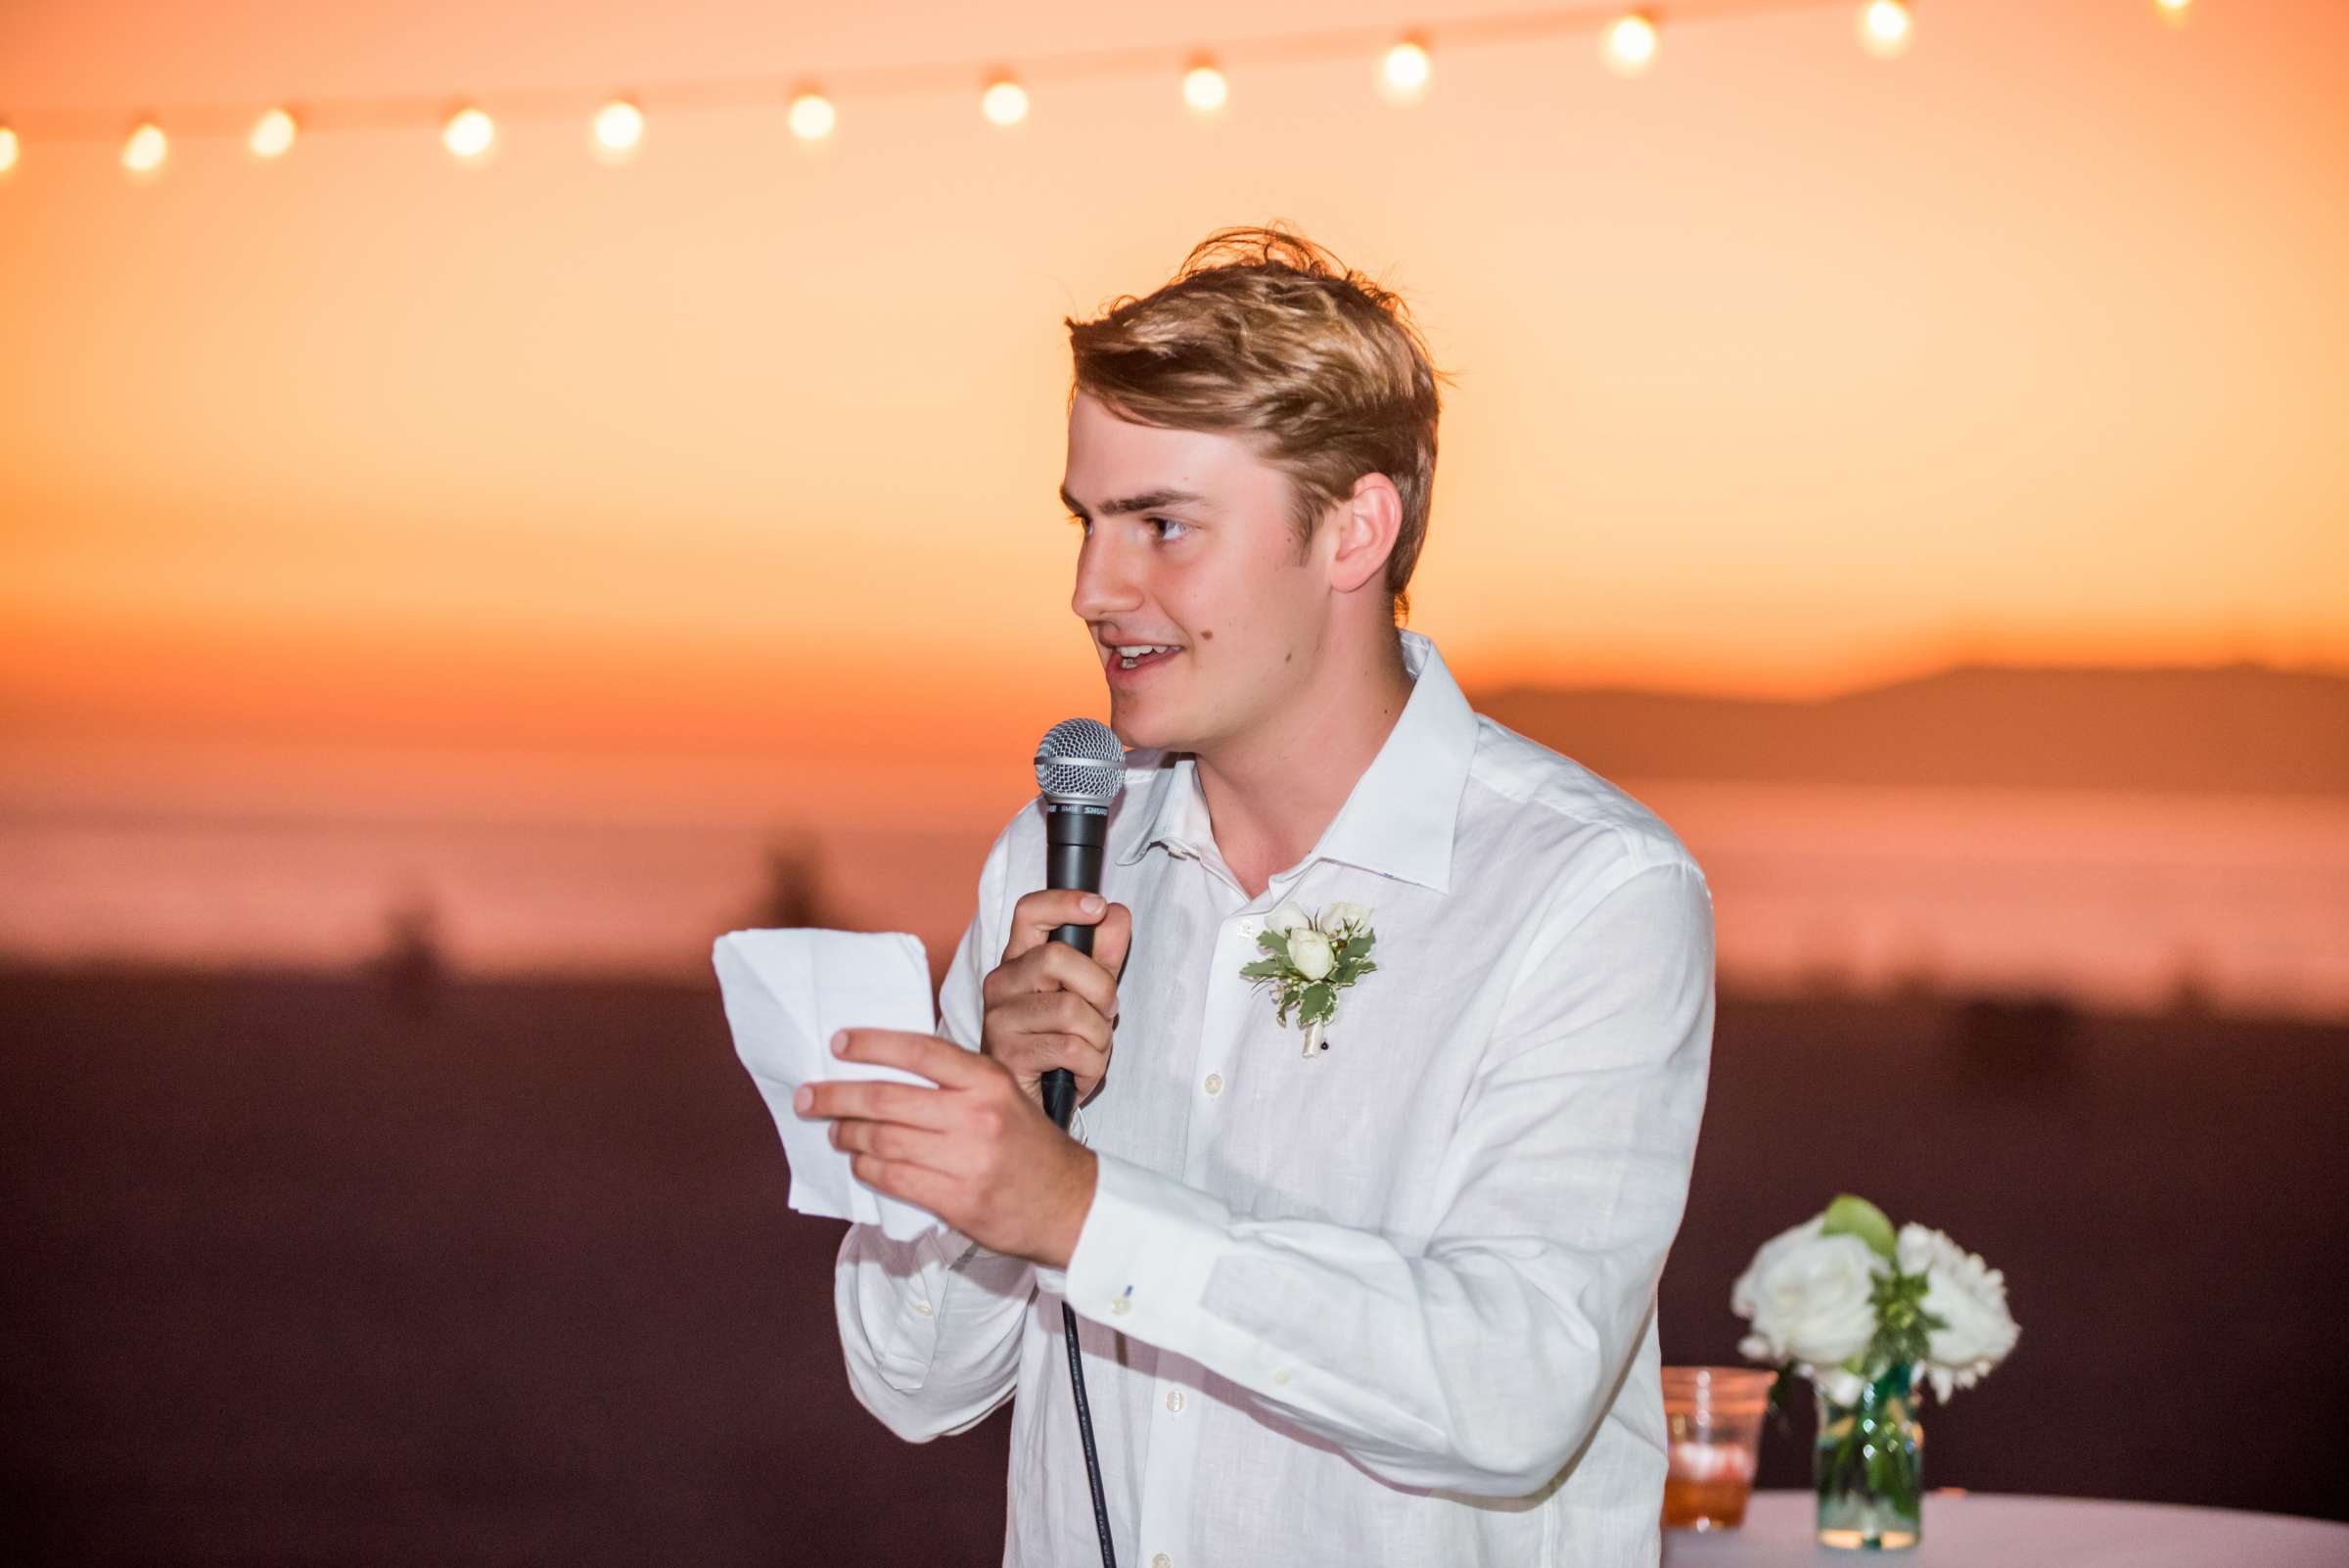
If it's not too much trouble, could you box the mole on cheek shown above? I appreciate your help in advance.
[1200,628,1214,640]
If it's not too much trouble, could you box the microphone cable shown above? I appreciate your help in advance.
[1043,1075,1118,1568]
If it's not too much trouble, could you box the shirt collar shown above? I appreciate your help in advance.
[1113,628,1480,895]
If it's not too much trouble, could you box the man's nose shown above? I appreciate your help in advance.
[1071,532,1142,622]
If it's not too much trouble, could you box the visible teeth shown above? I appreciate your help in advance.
[1114,644,1177,658]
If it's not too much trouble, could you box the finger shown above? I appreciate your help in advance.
[1001,888,1113,962]
[1091,902,1133,983]
[849,1152,954,1216]
[835,1028,990,1088]
[798,1078,953,1129]
[1009,939,1122,1022]
[986,993,1112,1084]
[830,1116,953,1171]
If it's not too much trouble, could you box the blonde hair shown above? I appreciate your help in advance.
[1065,224,1448,622]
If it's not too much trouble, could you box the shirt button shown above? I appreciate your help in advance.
[1237,916,1264,937]
[1153,1555,1172,1568]
[1165,1390,1185,1413]
[1271,1367,1291,1385]
[911,1299,934,1316]
[1109,1296,1131,1316]
[1203,1073,1223,1096]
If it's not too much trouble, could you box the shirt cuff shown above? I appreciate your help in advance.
[1060,1150,1233,1332]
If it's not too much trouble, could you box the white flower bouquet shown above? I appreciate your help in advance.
[1732,1194,2020,1406]
[1732,1194,2020,1549]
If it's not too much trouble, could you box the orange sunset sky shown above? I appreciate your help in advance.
[3,0,2344,826]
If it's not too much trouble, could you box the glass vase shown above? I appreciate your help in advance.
[1813,1360,1924,1549]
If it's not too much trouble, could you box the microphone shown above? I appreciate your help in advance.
[1032,717,1128,1132]
[1032,717,1128,1568]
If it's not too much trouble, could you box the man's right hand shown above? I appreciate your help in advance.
[981,889,1132,1109]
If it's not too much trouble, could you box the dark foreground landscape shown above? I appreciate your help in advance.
[4,964,2343,1565]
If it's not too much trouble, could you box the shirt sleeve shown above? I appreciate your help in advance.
[833,818,1037,1442]
[1060,856,1716,1496]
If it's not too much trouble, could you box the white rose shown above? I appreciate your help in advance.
[1267,902,1313,936]
[1287,928,1336,981]
[1731,1216,1884,1371]
[1319,900,1371,939]
[1898,1223,2020,1402]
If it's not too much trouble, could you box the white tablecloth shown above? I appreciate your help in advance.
[1662,1490,2349,1566]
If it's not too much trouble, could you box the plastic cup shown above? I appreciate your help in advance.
[1661,1365,1776,1531]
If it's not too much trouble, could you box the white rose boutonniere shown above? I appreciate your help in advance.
[1240,901,1378,1055]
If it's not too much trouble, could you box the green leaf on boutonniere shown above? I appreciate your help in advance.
[1298,982,1334,1025]
[1344,930,1375,959]
[1239,957,1289,979]
[1257,930,1291,961]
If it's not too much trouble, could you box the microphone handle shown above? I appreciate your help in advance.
[1040,799,1110,1131]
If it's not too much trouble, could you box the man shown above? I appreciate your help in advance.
[799,226,1715,1565]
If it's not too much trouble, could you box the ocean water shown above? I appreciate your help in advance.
[4,781,2344,1019]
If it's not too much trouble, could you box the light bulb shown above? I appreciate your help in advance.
[122,120,167,176]
[443,106,496,160]
[1182,61,1229,115]
[789,91,836,141]
[1603,14,1659,76]
[981,78,1029,127]
[1380,39,1432,104]
[249,108,298,160]
[1857,0,1913,58]
[593,99,644,159]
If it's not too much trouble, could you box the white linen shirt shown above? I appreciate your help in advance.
[834,627,1716,1567]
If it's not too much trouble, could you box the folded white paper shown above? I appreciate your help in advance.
[713,927,957,1242]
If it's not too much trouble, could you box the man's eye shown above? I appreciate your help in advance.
[1148,517,1190,541]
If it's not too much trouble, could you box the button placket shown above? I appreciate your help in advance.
[1133,1366,1205,1568]
[1185,917,1258,1187]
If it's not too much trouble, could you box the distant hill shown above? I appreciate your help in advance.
[1469,665,2349,795]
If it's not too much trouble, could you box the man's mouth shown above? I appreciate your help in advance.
[1109,643,1183,671]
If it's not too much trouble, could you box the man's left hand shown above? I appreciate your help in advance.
[795,1029,1097,1269]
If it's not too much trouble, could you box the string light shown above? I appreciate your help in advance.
[591,97,645,160]
[1857,0,1913,59]
[788,89,836,141]
[0,1,2206,180]
[981,75,1030,127]
[121,120,167,177]
[1602,13,1659,76]
[1380,37,1433,104]
[1182,59,1230,115]
[248,108,299,160]
[442,105,495,161]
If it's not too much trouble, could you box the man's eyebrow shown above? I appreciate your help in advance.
[1059,484,1210,518]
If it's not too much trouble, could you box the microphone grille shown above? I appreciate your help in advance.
[1034,717,1127,804]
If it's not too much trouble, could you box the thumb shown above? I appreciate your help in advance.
[1092,902,1134,983]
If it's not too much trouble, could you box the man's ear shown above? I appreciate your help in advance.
[1325,473,1403,597]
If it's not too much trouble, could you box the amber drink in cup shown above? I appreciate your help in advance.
[1661,1366,1775,1531]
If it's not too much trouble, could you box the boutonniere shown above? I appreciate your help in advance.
[1240,901,1378,1056]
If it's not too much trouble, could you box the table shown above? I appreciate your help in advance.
[1662,1490,2349,1566]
